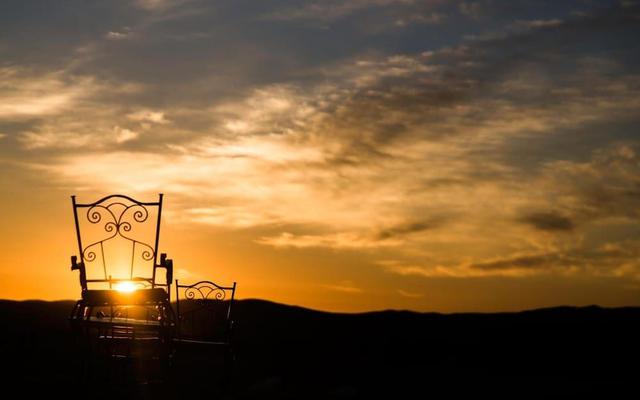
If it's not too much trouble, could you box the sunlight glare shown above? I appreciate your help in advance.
[114,281,138,293]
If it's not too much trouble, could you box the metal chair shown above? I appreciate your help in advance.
[68,194,175,382]
[174,280,237,388]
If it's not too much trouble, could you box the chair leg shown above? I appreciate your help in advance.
[221,345,235,395]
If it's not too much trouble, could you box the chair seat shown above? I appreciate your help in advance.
[82,288,169,306]
[87,316,163,327]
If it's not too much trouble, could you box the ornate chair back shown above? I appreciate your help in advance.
[175,280,237,344]
[70,194,173,300]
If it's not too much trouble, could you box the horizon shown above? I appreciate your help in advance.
[0,296,632,315]
[1,1,640,313]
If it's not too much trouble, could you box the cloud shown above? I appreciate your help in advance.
[1,67,160,150]
[457,0,595,21]
[374,219,448,240]
[175,268,195,279]
[5,1,640,293]
[394,12,446,27]
[26,19,640,256]
[257,217,450,248]
[264,0,421,22]
[322,281,363,294]
[0,67,96,119]
[134,0,181,11]
[397,289,424,298]
[19,130,95,149]
[458,1,484,19]
[380,257,553,279]
[114,127,139,143]
[532,143,640,224]
[379,259,541,278]
[470,243,640,279]
[256,232,402,249]
[105,31,130,40]
[184,206,281,228]
[261,0,451,34]
[518,211,575,232]
[18,125,141,149]
[469,253,570,272]
[515,18,563,29]
[127,110,169,124]
[381,239,640,279]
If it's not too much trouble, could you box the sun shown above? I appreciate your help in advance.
[114,281,138,293]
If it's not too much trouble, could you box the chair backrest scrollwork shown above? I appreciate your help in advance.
[175,280,237,343]
[71,194,165,291]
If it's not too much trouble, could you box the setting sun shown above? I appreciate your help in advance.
[114,281,138,294]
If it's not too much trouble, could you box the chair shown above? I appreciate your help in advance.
[68,194,176,381]
[174,280,237,387]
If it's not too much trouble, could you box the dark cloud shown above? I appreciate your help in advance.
[519,212,575,232]
[468,241,640,273]
[457,0,619,22]
[375,217,447,240]
[470,253,566,271]
[542,143,640,224]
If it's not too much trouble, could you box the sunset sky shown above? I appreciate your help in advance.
[1,0,639,312]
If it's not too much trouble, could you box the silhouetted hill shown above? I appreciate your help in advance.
[1,299,638,398]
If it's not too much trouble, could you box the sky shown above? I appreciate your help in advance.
[0,0,639,312]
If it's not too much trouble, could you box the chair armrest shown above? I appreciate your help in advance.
[156,253,174,286]
[70,255,82,271]
[70,255,87,291]
[166,259,173,286]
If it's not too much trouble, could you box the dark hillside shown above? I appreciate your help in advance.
[1,299,638,398]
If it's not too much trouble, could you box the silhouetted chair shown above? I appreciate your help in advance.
[68,194,175,380]
[174,280,237,387]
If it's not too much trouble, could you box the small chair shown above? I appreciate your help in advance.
[174,280,237,386]
[68,194,175,379]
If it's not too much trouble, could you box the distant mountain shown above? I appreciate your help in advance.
[1,299,638,398]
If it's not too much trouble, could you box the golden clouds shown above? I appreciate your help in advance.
[1,0,640,310]
[0,67,93,120]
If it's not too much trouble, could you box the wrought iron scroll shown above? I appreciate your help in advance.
[175,280,236,341]
[184,281,229,304]
[74,195,161,280]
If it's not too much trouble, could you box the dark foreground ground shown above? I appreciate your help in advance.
[1,299,638,399]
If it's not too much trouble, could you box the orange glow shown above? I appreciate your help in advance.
[114,281,138,293]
